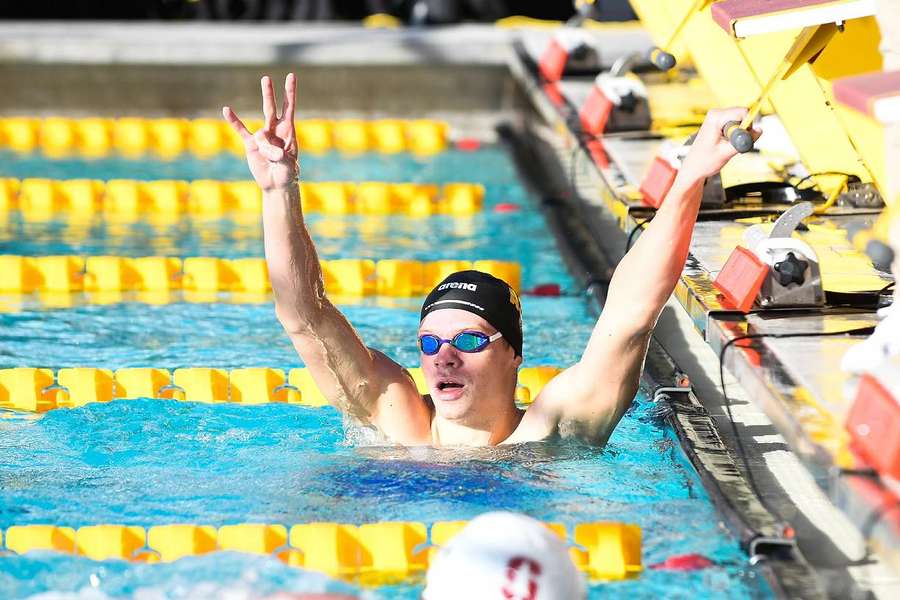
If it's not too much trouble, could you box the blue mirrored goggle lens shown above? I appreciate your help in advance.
[419,334,442,355]
[418,332,490,355]
[453,332,487,352]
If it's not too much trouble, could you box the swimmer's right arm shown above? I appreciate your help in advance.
[223,74,431,443]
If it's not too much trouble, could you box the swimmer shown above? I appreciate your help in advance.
[223,73,755,447]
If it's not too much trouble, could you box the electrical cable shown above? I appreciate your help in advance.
[625,217,652,252]
[717,325,876,535]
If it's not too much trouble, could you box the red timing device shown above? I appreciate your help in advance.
[538,37,569,82]
[846,373,900,481]
[579,85,614,137]
[712,246,768,313]
[639,156,678,208]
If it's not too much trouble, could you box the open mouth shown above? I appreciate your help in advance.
[437,381,464,391]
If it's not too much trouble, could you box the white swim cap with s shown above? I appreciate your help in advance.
[422,511,587,600]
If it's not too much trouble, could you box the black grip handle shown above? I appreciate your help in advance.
[722,120,754,153]
[648,47,676,71]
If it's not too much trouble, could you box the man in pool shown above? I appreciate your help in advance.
[223,73,755,447]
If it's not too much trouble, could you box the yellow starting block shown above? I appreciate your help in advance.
[712,0,881,198]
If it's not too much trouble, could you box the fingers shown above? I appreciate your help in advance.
[282,72,296,123]
[254,129,286,162]
[261,75,277,130]
[222,107,253,143]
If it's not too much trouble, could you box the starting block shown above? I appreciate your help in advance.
[845,358,900,482]
[711,0,880,194]
[579,74,650,138]
[714,202,824,312]
[639,150,680,209]
[538,29,600,82]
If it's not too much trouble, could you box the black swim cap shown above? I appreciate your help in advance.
[420,270,523,357]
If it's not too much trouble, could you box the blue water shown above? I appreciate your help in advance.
[0,148,774,599]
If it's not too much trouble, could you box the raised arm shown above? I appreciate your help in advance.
[521,108,757,444]
[222,74,430,443]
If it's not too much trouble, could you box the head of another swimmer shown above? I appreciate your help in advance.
[418,271,523,421]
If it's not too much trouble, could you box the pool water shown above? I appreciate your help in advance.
[0,147,774,599]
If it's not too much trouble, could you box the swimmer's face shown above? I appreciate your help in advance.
[418,309,522,423]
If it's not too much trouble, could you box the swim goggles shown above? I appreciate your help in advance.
[418,331,503,355]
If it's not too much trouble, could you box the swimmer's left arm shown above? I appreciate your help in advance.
[520,108,757,444]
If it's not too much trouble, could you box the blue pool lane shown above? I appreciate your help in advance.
[0,147,774,599]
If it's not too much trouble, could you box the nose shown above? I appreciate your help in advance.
[432,341,461,367]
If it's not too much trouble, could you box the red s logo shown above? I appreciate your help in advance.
[501,556,543,600]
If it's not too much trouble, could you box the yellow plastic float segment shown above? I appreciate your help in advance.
[224,181,263,213]
[406,120,448,155]
[229,368,288,404]
[84,256,141,292]
[39,117,76,155]
[404,367,428,394]
[217,523,288,555]
[74,118,113,156]
[320,259,376,296]
[187,119,226,157]
[289,523,362,576]
[105,179,147,216]
[132,257,182,291]
[33,256,85,292]
[147,524,217,562]
[0,255,41,293]
[114,368,172,399]
[515,386,531,405]
[307,182,356,215]
[518,367,562,402]
[333,120,371,154]
[0,368,56,412]
[358,522,428,583]
[573,522,642,580]
[228,257,271,293]
[296,119,332,154]
[473,260,521,294]
[188,180,231,215]
[173,368,229,403]
[356,182,396,215]
[1,117,38,152]
[58,179,104,213]
[19,178,63,214]
[143,180,188,214]
[287,368,328,407]
[148,118,188,157]
[56,368,115,408]
[112,118,150,155]
[423,260,472,290]
[0,177,20,211]
[182,257,237,292]
[376,259,424,296]
[440,183,484,216]
[76,525,146,561]
[370,120,406,153]
[5,525,76,555]
[394,183,439,217]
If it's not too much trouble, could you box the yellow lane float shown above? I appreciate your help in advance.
[0,117,450,157]
[0,519,641,581]
[0,365,553,413]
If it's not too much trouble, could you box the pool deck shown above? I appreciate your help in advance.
[1,20,897,598]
